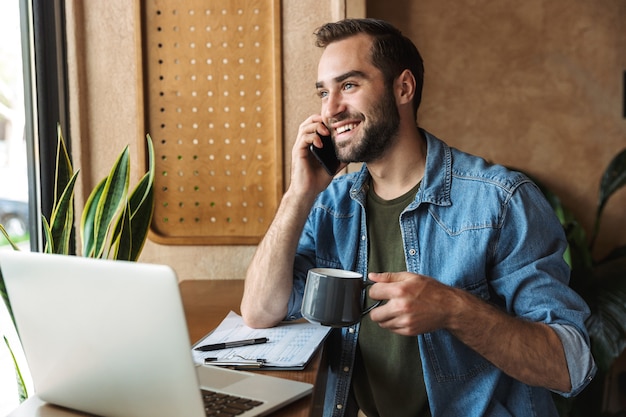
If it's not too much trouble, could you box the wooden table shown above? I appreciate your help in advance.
[8,280,325,417]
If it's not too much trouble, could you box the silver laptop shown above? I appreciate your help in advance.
[0,250,312,417]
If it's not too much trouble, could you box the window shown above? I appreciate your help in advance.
[0,1,31,412]
[0,0,68,412]
[0,1,29,249]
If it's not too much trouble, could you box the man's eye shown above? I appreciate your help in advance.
[343,83,355,90]
[317,90,328,99]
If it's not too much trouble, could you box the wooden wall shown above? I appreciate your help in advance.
[64,0,365,279]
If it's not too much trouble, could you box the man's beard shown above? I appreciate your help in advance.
[333,89,400,164]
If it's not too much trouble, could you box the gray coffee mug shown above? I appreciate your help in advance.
[301,268,381,327]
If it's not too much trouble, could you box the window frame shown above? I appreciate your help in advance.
[20,0,71,252]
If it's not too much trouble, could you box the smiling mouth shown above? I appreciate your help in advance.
[335,123,359,135]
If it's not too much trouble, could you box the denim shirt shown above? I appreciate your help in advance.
[286,130,596,417]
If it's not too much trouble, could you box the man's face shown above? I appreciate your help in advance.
[316,34,400,164]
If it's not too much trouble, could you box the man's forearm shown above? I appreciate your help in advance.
[446,288,571,392]
[241,190,316,328]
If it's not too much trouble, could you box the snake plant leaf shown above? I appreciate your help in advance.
[92,149,130,258]
[127,174,154,261]
[53,123,73,207]
[41,216,53,254]
[591,148,626,249]
[0,261,26,402]
[80,178,105,257]
[4,336,28,402]
[110,135,155,261]
[80,147,130,258]
[111,172,153,261]
[0,232,28,402]
[110,201,132,260]
[47,171,80,254]
[0,224,20,252]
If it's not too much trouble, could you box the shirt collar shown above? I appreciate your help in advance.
[349,129,452,208]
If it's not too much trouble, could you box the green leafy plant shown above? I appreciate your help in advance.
[43,125,155,259]
[528,148,626,416]
[0,125,155,404]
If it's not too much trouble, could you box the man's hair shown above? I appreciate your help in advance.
[314,18,424,117]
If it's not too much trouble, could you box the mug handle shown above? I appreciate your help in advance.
[362,279,382,316]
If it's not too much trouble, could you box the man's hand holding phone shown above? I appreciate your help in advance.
[289,116,345,201]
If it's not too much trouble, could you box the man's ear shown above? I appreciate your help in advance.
[395,69,416,106]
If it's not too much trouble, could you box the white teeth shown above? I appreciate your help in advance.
[336,123,356,134]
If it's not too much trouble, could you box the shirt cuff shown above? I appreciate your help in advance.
[550,323,597,397]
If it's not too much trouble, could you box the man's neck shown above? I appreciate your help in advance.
[366,127,427,201]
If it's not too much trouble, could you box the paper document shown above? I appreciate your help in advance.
[192,311,331,369]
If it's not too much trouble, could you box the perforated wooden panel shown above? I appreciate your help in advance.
[141,0,282,244]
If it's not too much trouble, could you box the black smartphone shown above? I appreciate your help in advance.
[309,133,340,176]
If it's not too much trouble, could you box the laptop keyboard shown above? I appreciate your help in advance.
[202,389,265,416]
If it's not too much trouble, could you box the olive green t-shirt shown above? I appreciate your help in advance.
[352,181,430,417]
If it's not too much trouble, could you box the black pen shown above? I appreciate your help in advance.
[194,337,269,352]
[204,357,267,365]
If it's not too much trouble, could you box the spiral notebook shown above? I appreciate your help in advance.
[192,311,331,369]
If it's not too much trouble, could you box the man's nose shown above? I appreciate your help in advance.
[322,91,346,120]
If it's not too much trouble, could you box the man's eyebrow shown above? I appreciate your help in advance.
[315,70,367,89]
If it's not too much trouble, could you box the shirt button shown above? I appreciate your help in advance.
[408,248,416,256]
[361,235,366,241]
[348,327,355,333]
[336,404,343,410]
[343,366,350,372]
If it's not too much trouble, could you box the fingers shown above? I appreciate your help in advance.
[368,271,411,284]
[366,272,449,336]
[297,115,330,149]
[286,115,336,196]
[368,272,404,302]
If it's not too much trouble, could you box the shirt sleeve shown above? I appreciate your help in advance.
[549,323,597,397]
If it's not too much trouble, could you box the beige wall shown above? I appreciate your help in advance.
[65,0,625,280]
[368,0,626,260]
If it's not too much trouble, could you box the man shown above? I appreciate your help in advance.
[241,18,595,417]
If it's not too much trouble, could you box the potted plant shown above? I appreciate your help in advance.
[525,148,626,416]
[0,124,155,404]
